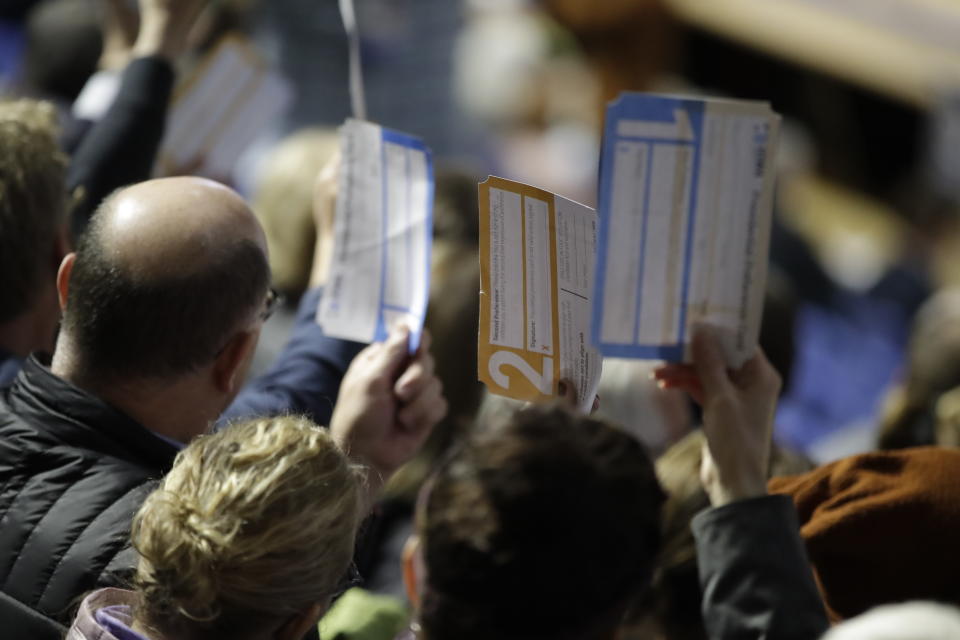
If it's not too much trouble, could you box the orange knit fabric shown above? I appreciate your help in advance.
[769,447,960,621]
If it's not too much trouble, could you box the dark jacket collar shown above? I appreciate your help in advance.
[0,347,23,388]
[4,355,180,473]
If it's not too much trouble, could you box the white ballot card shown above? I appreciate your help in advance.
[158,36,293,178]
[592,93,780,367]
[479,177,602,413]
[317,119,434,353]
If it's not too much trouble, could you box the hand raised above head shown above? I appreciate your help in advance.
[330,327,447,499]
[557,378,600,414]
[133,0,209,62]
[654,324,781,506]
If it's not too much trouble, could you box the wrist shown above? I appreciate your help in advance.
[706,473,767,507]
[309,234,335,288]
[132,15,176,61]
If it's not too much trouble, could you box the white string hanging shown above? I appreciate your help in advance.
[338,0,367,121]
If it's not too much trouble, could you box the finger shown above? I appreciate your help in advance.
[652,363,696,380]
[558,378,578,408]
[395,350,436,401]
[653,367,699,385]
[691,324,733,398]
[369,325,410,378]
[657,377,705,406]
[416,329,432,355]
[398,378,447,431]
[591,394,600,414]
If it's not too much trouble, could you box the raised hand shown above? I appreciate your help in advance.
[330,327,447,500]
[654,325,781,506]
[132,0,209,61]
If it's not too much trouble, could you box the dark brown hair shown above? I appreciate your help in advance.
[420,405,665,640]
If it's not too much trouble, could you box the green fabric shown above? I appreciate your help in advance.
[318,588,410,640]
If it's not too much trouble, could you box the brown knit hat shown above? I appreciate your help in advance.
[769,447,960,621]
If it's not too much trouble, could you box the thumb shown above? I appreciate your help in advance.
[369,326,411,379]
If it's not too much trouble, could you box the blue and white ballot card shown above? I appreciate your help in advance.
[592,93,780,367]
[317,119,434,353]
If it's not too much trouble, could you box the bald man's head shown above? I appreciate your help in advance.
[61,178,271,383]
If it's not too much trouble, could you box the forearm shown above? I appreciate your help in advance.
[67,56,174,238]
[693,495,828,640]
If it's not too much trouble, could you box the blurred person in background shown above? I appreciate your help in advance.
[541,0,675,110]
[19,0,102,106]
[247,128,339,378]
[877,288,960,449]
[251,128,340,302]
[454,3,600,205]
[770,446,960,622]
[65,0,207,233]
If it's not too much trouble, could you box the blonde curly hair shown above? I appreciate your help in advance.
[132,416,364,639]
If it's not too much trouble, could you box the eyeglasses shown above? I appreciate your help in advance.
[212,286,285,359]
[260,287,284,322]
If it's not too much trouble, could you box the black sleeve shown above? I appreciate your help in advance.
[67,56,175,239]
[692,495,829,640]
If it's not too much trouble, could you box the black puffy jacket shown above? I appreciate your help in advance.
[0,356,179,628]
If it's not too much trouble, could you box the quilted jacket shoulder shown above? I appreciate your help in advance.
[0,357,178,623]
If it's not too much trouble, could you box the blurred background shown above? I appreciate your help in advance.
[3,0,960,465]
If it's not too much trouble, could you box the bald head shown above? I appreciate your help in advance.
[60,178,271,383]
[98,177,267,280]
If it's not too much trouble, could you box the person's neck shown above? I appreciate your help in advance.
[50,337,218,445]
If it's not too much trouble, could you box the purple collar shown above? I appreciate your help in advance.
[95,604,152,640]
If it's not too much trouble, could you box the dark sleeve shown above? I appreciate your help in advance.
[220,287,367,428]
[692,495,829,640]
[66,56,175,239]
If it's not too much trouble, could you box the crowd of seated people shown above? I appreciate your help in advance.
[4,2,960,640]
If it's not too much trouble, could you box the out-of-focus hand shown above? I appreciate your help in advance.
[132,0,208,61]
[330,327,447,498]
[100,0,139,70]
[557,378,600,414]
[654,325,780,506]
[309,151,340,287]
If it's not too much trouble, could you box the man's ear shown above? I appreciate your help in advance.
[274,601,327,640]
[212,329,258,394]
[56,253,77,311]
